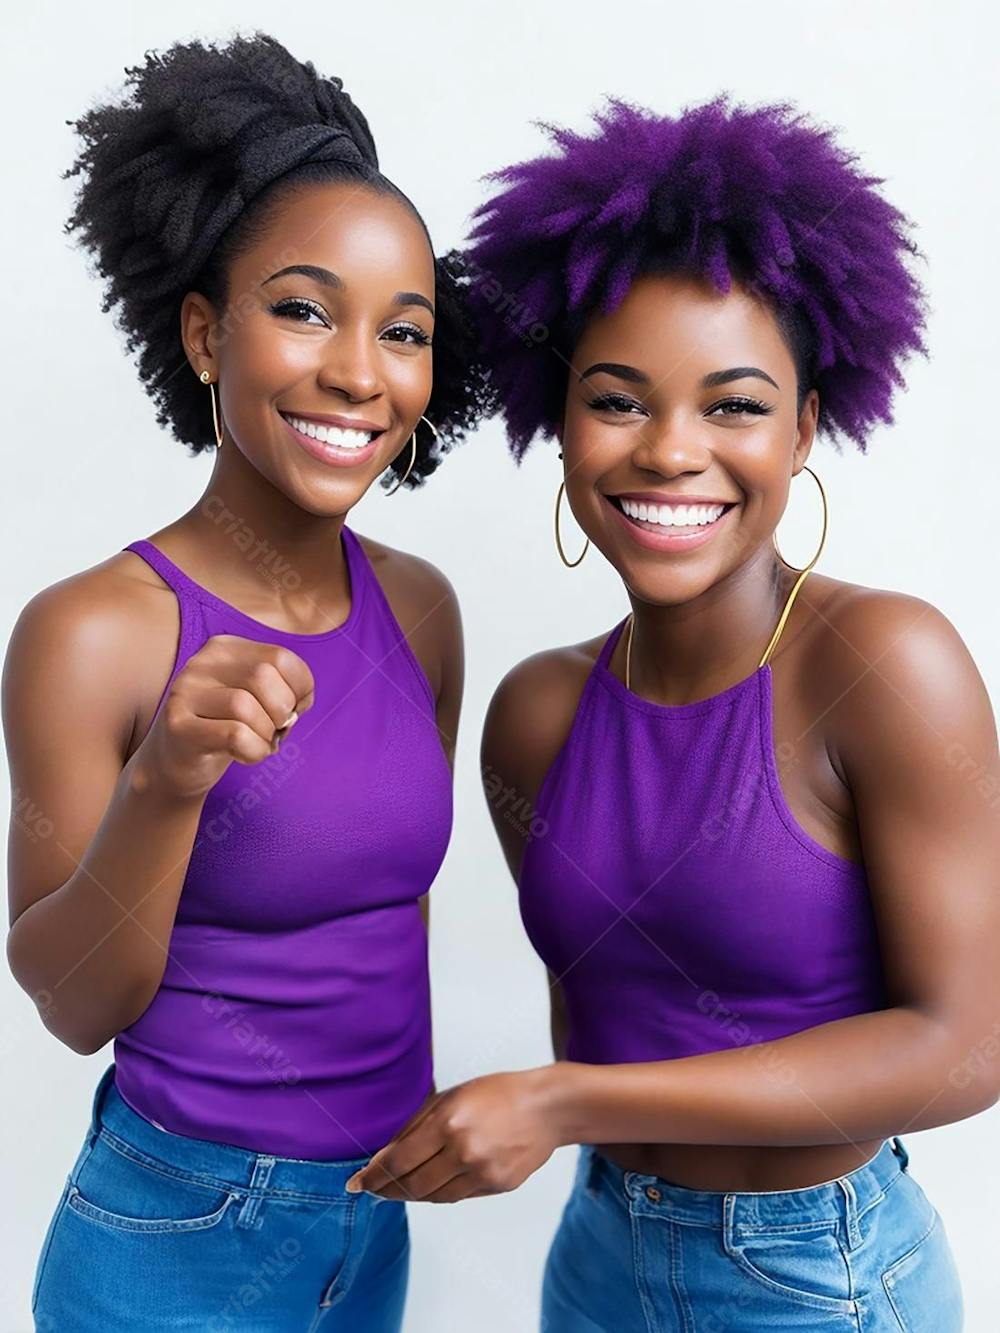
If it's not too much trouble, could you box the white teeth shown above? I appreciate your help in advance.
[285,415,375,449]
[620,499,727,528]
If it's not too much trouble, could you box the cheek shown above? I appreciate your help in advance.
[227,320,316,392]
[387,352,433,412]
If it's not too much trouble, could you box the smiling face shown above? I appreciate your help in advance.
[182,181,436,512]
[560,270,819,606]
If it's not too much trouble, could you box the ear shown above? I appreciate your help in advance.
[180,290,221,380]
[793,388,819,469]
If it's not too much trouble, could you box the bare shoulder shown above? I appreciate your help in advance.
[3,548,174,760]
[482,626,614,804]
[800,574,993,764]
[7,548,168,665]
[352,530,459,629]
[805,575,979,683]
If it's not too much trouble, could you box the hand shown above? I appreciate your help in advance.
[345,1069,561,1203]
[129,635,315,800]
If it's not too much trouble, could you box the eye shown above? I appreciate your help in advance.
[380,322,432,347]
[586,393,648,415]
[269,297,329,327]
[707,395,776,418]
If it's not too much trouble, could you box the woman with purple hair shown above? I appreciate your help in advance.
[347,95,998,1326]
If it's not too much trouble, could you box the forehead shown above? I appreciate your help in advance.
[232,181,435,291]
[574,271,791,376]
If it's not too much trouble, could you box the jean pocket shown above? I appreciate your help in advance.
[66,1132,238,1234]
[881,1210,964,1332]
[725,1219,857,1315]
[31,1177,72,1313]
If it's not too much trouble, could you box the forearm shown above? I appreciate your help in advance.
[544,1005,999,1149]
[7,752,206,1053]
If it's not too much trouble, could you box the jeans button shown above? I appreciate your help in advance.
[645,1185,661,1203]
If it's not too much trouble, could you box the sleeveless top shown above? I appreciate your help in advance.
[112,525,453,1159]
[518,582,888,1067]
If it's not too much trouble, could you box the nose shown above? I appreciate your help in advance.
[317,324,383,403]
[630,408,712,475]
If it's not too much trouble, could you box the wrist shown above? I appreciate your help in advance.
[533,1060,592,1147]
[124,752,206,807]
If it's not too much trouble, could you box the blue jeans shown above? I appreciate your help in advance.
[32,1063,408,1331]
[541,1138,964,1331]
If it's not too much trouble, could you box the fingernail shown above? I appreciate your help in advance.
[283,710,299,729]
[345,1175,362,1193]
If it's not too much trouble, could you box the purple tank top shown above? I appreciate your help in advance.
[518,601,888,1067]
[113,526,452,1159]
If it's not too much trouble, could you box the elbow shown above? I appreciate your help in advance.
[939,1019,1000,1121]
[949,1066,1000,1119]
[7,929,152,1057]
[36,993,118,1057]
[53,976,156,1057]
[62,1028,112,1058]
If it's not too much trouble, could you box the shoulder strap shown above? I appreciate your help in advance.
[596,616,630,671]
[758,567,813,666]
[122,539,203,604]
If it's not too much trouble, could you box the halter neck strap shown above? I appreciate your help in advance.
[757,565,812,666]
[617,562,814,684]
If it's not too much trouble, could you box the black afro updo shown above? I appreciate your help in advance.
[61,30,495,490]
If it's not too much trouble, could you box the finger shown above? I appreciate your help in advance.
[365,1148,463,1202]
[181,714,275,766]
[206,638,316,724]
[256,644,316,716]
[195,685,286,746]
[348,1123,444,1194]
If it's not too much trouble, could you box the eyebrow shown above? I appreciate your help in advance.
[578,362,779,391]
[261,265,435,317]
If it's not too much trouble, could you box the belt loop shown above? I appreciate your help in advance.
[236,1155,275,1230]
[723,1193,737,1251]
[891,1136,910,1173]
[837,1173,863,1251]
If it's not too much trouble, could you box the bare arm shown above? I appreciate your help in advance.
[548,971,568,1062]
[5,577,313,1055]
[4,583,206,1053]
[480,647,589,1070]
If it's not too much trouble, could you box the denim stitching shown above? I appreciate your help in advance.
[627,1186,660,1333]
[97,1128,355,1205]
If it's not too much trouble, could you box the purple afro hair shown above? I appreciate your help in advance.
[464,93,929,460]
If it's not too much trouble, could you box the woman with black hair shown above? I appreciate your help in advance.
[5,31,491,1332]
[350,95,999,1329]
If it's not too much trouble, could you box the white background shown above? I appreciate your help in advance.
[2,1,998,1328]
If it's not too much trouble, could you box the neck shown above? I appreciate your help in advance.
[622,551,799,704]
[153,449,353,619]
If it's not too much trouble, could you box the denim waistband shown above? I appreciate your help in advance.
[588,1136,910,1249]
[86,1063,374,1203]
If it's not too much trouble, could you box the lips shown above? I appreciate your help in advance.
[278,411,386,469]
[604,492,740,552]
[278,410,387,434]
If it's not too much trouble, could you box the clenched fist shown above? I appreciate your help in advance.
[130,634,315,800]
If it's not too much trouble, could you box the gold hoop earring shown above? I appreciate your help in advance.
[555,480,590,567]
[772,463,828,574]
[386,416,437,496]
[200,370,223,450]
[760,463,828,665]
